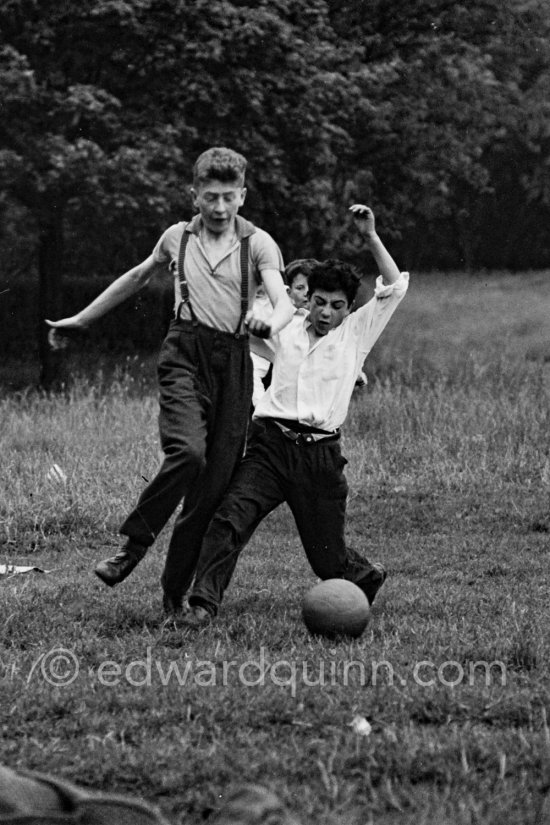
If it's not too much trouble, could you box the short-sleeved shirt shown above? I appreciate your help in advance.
[152,214,284,332]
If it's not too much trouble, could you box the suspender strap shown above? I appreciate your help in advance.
[176,226,250,334]
[176,228,199,323]
[235,236,250,336]
[177,228,190,302]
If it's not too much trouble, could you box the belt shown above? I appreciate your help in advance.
[270,420,340,445]
[172,317,249,342]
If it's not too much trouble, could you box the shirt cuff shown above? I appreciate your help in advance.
[374,271,410,299]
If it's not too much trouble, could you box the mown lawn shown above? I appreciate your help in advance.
[1,271,550,824]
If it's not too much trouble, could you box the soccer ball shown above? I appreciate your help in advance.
[302,579,370,638]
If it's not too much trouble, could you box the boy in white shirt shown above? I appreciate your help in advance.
[181,205,409,626]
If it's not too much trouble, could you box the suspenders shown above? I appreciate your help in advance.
[238,235,250,335]
[176,227,250,337]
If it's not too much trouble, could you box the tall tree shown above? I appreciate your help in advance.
[1,0,550,385]
[0,2,185,386]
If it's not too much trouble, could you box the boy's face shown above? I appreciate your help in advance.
[288,273,309,309]
[192,179,246,235]
[308,288,350,336]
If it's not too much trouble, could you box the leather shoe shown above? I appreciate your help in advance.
[358,562,387,605]
[94,541,147,587]
[179,605,214,629]
[162,594,190,620]
[161,596,193,630]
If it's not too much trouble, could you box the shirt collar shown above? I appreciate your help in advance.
[185,214,256,239]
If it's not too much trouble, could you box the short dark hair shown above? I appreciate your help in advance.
[284,258,320,287]
[308,259,362,306]
[193,147,247,187]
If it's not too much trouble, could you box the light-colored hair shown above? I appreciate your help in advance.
[193,147,247,187]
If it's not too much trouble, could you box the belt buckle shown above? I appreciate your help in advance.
[295,432,314,446]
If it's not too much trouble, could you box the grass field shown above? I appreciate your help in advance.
[1,270,550,824]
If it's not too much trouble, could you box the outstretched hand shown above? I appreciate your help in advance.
[349,204,376,239]
[45,317,87,351]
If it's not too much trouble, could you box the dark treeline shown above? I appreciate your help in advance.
[1,1,549,382]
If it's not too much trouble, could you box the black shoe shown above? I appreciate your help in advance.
[94,541,147,587]
[359,562,387,605]
[162,593,191,629]
[163,593,189,615]
[179,605,214,629]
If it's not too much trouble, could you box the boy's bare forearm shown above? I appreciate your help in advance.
[254,268,294,336]
[77,265,150,325]
[267,292,294,334]
[364,233,401,285]
[349,204,401,285]
[46,256,160,329]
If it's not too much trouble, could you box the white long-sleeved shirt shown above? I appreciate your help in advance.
[253,273,409,431]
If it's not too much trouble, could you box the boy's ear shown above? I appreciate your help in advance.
[240,186,247,204]
[190,187,200,211]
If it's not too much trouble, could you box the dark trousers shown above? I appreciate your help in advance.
[119,318,253,602]
[189,419,376,613]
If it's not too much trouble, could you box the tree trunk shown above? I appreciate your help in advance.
[38,207,67,390]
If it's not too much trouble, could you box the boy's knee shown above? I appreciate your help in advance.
[163,439,206,476]
[186,441,207,474]
[209,511,241,544]
[208,501,254,547]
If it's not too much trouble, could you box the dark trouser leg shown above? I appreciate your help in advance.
[188,424,286,613]
[160,327,253,603]
[119,322,208,547]
[284,438,378,591]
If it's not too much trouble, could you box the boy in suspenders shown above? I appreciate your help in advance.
[46,147,293,616]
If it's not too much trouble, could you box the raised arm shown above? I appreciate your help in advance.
[245,268,294,339]
[45,255,163,341]
[349,204,400,285]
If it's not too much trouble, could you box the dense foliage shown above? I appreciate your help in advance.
[1,0,549,381]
